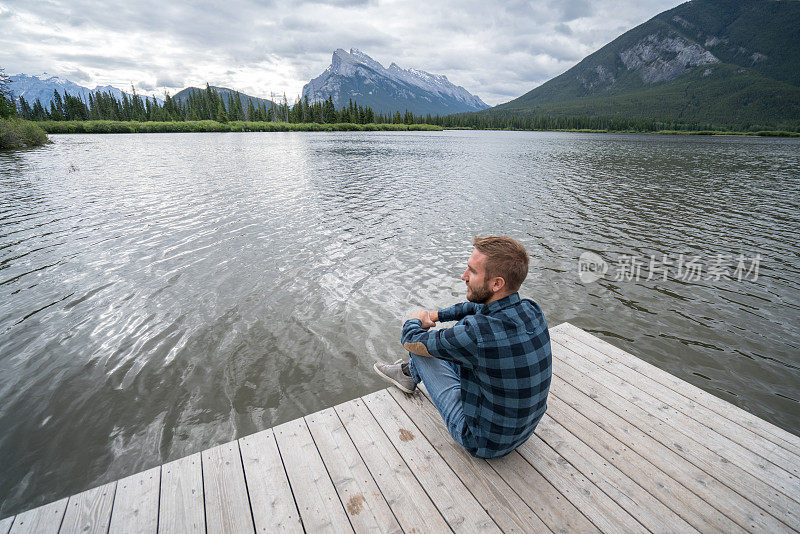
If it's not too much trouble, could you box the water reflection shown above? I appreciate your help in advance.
[0,130,798,517]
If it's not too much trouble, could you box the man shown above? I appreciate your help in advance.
[374,236,551,458]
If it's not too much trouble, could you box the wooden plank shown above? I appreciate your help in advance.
[552,329,800,480]
[551,358,799,531]
[239,428,303,533]
[516,432,646,533]
[388,386,561,533]
[158,453,204,534]
[202,442,254,533]
[8,498,66,534]
[108,466,160,534]
[334,397,452,533]
[59,481,116,534]
[550,371,794,533]
[0,516,14,534]
[362,390,501,533]
[274,417,353,533]
[305,407,402,533]
[536,413,697,532]
[486,451,599,533]
[545,391,747,533]
[551,338,800,503]
[553,322,800,456]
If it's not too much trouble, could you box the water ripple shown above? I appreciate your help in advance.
[0,130,798,517]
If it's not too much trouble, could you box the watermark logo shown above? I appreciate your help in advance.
[578,252,609,284]
[578,253,761,284]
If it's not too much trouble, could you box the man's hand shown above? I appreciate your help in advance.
[409,310,437,330]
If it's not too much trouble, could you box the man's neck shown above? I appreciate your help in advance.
[484,291,514,306]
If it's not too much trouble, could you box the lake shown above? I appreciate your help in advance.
[1,130,798,516]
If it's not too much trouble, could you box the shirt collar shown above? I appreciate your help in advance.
[480,292,520,314]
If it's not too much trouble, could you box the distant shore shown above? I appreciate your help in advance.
[29,120,800,138]
[442,126,800,137]
[37,120,442,134]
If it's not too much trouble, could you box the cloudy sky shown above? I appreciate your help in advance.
[1,0,684,106]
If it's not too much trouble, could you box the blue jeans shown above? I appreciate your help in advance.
[408,355,469,449]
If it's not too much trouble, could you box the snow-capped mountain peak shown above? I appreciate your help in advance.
[7,73,163,110]
[302,49,488,115]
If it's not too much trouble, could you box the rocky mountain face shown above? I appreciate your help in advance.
[302,49,488,115]
[492,0,800,129]
[7,73,162,110]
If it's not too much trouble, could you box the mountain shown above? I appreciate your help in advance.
[8,73,162,110]
[491,0,800,129]
[172,86,276,111]
[302,49,489,115]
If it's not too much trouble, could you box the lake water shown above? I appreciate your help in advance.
[1,130,798,516]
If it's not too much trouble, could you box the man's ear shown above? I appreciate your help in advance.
[491,276,506,293]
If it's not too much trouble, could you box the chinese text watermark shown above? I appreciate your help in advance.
[578,252,761,284]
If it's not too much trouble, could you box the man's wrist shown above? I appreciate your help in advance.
[432,310,439,323]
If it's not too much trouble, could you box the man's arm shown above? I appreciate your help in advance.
[401,317,480,368]
[436,302,482,323]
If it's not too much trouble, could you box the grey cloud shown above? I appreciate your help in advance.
[295,0,374,6]
[156,75,184,87]
[559,0,592,21]
[52,53,139,69]
[555,23,572,35]
[64,68,91,83]
[139,81,156,91]
[280,15,322,31]
[2,0,685,106]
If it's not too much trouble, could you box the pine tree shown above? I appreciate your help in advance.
[216,100,228,123]
[247,100,256,122]
[17,95,32,119]
[32,99,47,120]
[0,68,15,118]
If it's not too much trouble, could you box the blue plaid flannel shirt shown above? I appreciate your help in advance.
[402,293,551,458]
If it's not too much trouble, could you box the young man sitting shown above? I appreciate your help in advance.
[374,235,552,459]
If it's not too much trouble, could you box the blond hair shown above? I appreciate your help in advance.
[473,236,529,292]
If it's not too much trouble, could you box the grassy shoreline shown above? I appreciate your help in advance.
[443,126,800,137]
[0,119,50,148]
[30,120,799,138]
[38,120,442,134]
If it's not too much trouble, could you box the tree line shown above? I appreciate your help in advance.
[14,84,426,125]
[7,80,794,133]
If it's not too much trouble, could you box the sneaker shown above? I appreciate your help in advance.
[373,359,417,394]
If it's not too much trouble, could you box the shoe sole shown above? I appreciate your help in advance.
[373,362,416,394]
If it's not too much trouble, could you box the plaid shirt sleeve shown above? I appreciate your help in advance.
[401,317,481,369]
[437,302,481,323]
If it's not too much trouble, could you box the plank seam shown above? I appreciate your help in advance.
[300,416,356,533]
[155,466,163,534]
[235,440,258,534]
[56,495,70,534]
[200,452,208,534]
[271,426,307,533]
[551,349,798,530]
[104,474,120,534]
[381,390,506,534]
[329,406,406,532]
[358,395,457,533]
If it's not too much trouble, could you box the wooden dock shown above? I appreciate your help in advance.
[2,322,798,533]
